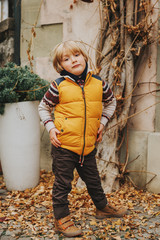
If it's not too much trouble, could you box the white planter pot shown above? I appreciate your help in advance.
[0,101,40,191]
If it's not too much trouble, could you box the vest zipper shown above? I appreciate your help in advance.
[73,73,90,166]
[79,86,86,166]
[80,73,91,166]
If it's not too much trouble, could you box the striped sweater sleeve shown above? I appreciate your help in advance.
[100,80,117,126]
[38,81,59,132]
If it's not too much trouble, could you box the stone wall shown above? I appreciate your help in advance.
[0,17,15,173]
[0,18,14,67]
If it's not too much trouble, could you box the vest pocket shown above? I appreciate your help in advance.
[88,118,100,135]
[86,118,100,146]
[54,118,65,133]
[55,117,83,147]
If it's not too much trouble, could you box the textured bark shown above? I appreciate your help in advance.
[96,0,135,193]
[119,0,134,130]
[77,1,155,193]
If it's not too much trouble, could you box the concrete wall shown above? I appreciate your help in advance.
[147,133,160,192]
[122,130,160,193]
[21,0,101,79]
[40,0,101,64]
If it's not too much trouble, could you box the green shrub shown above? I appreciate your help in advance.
[0,62,49,115]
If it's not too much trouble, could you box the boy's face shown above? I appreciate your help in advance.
[60,49,86,76]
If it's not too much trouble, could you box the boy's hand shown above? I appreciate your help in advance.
[49,128,61,148]
[97,123,104,142]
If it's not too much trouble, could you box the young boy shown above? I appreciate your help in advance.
[38,41,127,237]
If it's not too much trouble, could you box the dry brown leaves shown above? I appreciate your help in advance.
[0,170,160,239]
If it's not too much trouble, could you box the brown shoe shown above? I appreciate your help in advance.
[96,204,127,219]
[55,215,82,237]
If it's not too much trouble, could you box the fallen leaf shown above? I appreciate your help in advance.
[90,219,97,226]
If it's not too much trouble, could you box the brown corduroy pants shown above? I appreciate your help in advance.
[51,146,107,220]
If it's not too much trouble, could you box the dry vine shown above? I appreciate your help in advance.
[95,0,160,193]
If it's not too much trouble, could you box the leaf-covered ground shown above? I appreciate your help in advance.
[0,170,160,240]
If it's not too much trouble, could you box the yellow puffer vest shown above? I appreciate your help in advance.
[54,72,103,156]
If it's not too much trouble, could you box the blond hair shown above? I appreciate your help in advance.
[52,41,88,73]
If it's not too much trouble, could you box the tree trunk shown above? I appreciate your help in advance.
[96,0,134,193]
[77,0,154,193]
